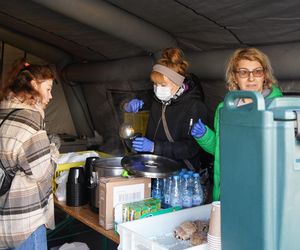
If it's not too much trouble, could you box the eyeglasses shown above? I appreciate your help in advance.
[235,68,264,78]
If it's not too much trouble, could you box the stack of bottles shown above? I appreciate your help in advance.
[151,169,204,209]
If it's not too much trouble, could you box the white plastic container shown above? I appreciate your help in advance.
[117,204,211,250]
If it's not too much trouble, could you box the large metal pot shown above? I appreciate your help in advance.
[88,157,123,212]
[121,154,181,178]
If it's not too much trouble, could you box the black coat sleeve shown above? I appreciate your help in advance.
[150,99,208,161]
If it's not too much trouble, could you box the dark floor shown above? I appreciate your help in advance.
[47,207,118,250]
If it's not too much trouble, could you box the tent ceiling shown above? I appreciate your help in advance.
[1,0,300,64]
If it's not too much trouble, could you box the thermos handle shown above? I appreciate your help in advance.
[224,91,266,111]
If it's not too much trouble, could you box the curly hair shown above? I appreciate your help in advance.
[225,48,277,91]
[150,47,189,84]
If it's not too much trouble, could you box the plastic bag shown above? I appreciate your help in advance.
[59,242,89,250]
[55,170,69,201]
[57,151,99,165]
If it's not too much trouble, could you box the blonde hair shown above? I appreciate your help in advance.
[150,47,188,84]
[225,48,277,91]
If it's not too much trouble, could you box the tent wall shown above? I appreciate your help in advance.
[3,38,300,153]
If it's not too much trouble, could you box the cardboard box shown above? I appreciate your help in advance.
[99,176,151,230]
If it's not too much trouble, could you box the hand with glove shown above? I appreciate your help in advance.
[132,137,154,153]
[191,119,207,138]
[125,99,144,113]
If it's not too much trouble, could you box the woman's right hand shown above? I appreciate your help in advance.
[191,118,206,138]
[125,99,144,113]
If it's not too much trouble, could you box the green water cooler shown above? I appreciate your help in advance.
[220,91,300,250]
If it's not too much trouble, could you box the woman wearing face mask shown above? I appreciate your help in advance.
[191,47,283,201]
[125,48,209,171]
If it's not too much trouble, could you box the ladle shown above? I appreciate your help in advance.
[119,123,141,153]
[119,123,135,140]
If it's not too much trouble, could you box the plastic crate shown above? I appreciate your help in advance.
[117,204,211,250]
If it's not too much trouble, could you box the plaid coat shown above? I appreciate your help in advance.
[0,99,59,249]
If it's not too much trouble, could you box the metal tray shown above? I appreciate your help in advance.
[121,154,181,178]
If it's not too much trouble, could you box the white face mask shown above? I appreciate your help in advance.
[154,85,173,101]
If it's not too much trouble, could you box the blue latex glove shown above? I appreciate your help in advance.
[125,99,144,113]
[132,137,154,153]
[191,119,207,138]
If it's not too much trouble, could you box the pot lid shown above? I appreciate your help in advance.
[121,154,181,178]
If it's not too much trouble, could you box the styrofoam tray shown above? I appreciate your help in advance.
[117,204,211,250]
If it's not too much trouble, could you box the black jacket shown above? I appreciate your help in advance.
[146,77,210,170]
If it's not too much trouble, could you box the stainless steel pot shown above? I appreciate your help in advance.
[121,154,181,178]
[88,157,123,212]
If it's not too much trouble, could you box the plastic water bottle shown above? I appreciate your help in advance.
[187,170,194,189]
[178,171,185,192]
[181,174,193,208]
[192,173,204,206]
[151,178,162,199]
[162,176,172,207]
[162,177,167,202]
[179,168,188,175]
[170,175,182,207]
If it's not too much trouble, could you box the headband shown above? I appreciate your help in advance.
[152,64,185,86]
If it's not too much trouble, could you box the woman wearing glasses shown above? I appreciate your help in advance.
[191,47,283,201]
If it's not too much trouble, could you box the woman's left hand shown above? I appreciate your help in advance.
[191,118,207,138]
[132,137,154,152]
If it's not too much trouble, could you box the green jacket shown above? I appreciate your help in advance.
[195,85,283,201]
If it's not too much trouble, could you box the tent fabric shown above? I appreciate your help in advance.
[1,0,300,63]
[2,0,300,140]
